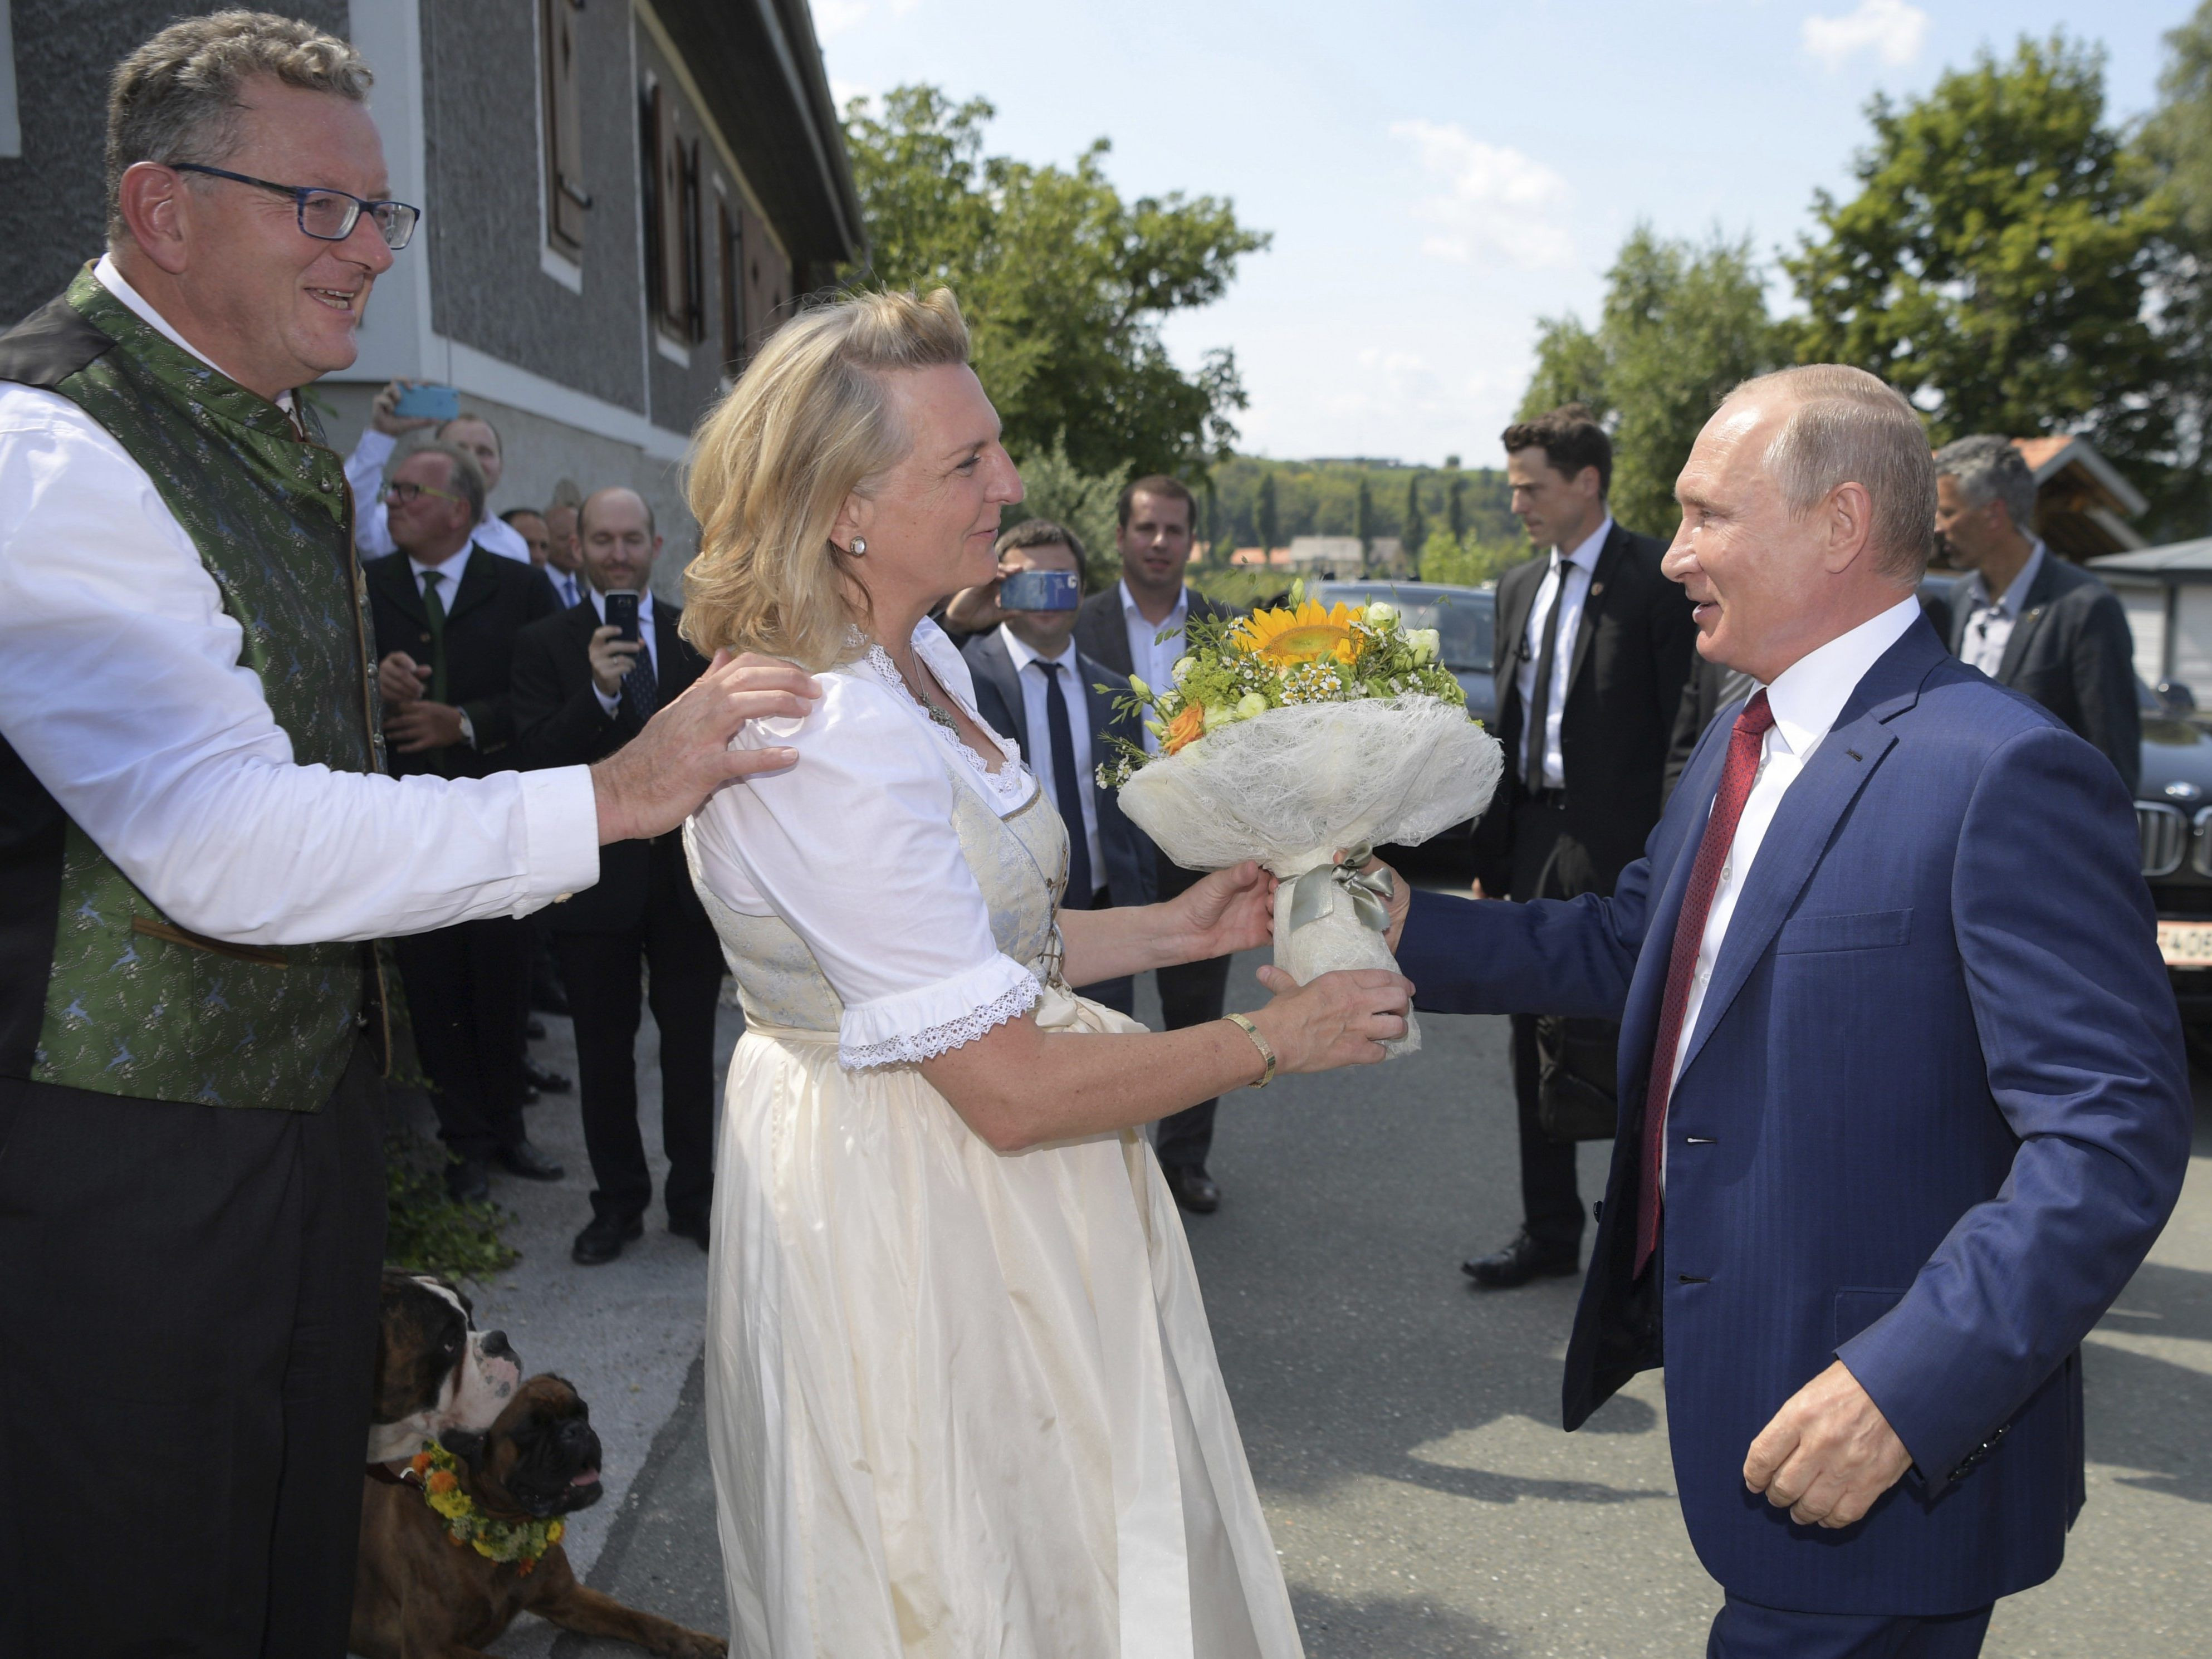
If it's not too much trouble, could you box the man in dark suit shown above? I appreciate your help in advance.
[1466,406,1697,1288]
[1375,366,2189,1656]
[958,521,1156,1013]
[366,443,565,1201]
[509,487,723,1266]
[1933,434,2140,795]
[1076,478,1239,1212]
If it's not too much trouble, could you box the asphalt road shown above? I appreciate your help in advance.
[459,948,2212,1658]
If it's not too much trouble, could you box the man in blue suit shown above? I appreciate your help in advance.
[1361,366,2190,1655]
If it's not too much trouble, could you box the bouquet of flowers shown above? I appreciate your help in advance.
[1100,584,1503,1057]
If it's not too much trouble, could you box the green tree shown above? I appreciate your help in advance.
[1446,471,1467,541]
[1402,473,1428,562]
[1354,477,1375,563]
[1002,440,1124,591]
[842,86,1270,479]
[1785,35,2171,467]
[1519,226,1779,537]
[1256,470,1280,551]
[1420,530,1525,589]
[2136,2,2212,534]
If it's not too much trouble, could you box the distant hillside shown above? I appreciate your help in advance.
[1205,456,1519,551]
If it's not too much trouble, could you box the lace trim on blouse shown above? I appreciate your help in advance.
[839,974,1040,1069]
[864,642,1031,805]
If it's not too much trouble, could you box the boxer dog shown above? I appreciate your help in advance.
[367,1269,523,1466]
[351,1373,727,1658]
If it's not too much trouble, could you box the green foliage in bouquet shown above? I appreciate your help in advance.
[1097,579,1467,788]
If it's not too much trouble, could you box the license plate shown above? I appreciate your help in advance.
[2157,919,2212,968]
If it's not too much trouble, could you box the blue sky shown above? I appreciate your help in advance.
[817,0,2200,467]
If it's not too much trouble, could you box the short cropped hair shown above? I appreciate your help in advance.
[1501,403,1612,497]
[683,288,972,669]
[995,518,1088,589]
[414,442,487,521]
[1733,365,1935,583]
[1931,434,2038,537]
[1117,474,1197,533]
[107,12,371,242]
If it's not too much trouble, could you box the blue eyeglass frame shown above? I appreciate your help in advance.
[171,162,422,250]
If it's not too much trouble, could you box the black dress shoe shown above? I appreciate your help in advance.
[523,1060,572,1095]
[495,1139,566,1182]
[668,1213,711,1252]
[1462,1230,1579,1289]
[444,1157,491,1204]
[571,1213,644,1266]
[1162,1164,1220,1215]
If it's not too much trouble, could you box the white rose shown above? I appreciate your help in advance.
[1202,703,1233,732]
[1235,692,1269,720]
[1364,601,1398,628]
[1171,655,1195,684]
[1407,628,1441,664]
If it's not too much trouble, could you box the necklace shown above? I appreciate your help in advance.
[404,1442,566,1576]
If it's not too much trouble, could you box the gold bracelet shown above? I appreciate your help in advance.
[1223,1012,1276,1088]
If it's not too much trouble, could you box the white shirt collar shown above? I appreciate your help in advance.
[408,541,473,592]
[1968,541,2045,617]
[92,253,292,412]
[999,624,1079,677]
[1119,578,1187,625]
[1555,515,1613,573]
[1762,594,1924,759]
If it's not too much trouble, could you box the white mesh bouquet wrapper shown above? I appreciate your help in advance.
[1119,694,1503,1058]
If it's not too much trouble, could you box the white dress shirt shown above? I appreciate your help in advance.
[1959,541,2045,678]
[345,425,532,564]
[1514,516,1611,790]
[997,625,1105,895]
[408,542,477,747]
[0,262,600,945]
[1669,595,1923,1093]
[584,583,658,719]
[1120,580,1190,756]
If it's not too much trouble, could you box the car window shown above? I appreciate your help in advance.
[1319,585,1494,670]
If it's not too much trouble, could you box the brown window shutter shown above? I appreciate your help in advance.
[542,0,589,254]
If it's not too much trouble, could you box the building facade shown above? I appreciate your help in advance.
[1,0,864,595]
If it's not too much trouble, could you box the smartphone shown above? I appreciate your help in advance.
[393,383,460,422]
[999,569,1080,612]
[603,590,642,642]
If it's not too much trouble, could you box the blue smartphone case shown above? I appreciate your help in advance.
[1000,569,1080,611]
[393,384,461,422]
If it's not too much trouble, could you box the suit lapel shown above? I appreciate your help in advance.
[1564,523,1630,696]
[1669,625,1941,1084]
[972,633,1030,765]
[1994,557,2061,682]
[1946,575,1973,655]
[369,553,428,630]
[1618,731,1727,1089]
[440,545,498,629]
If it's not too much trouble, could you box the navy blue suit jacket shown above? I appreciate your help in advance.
[1397,616,2189,1615]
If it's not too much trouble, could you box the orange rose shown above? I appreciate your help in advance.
[410,1451,433,1474]
[427,1470,458,1494]
[1163,704,1206,756]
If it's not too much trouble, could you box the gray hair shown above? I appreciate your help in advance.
[1931,433,2038,536]
[1732,364,1936,583]
[107,11,373,242]
[411,442,487,521]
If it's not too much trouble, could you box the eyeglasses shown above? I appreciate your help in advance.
[173,163,422,251]
[383,481,465,507]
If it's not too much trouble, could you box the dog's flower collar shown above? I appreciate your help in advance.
[407,1442,565,1575]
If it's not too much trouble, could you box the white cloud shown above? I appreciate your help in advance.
[1389,120,1574,271]
[814,0,870,38]
[1801,0,1929,71]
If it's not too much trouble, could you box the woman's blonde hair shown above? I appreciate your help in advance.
[682,288,972,668]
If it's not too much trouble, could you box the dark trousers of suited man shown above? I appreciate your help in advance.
[1148,858,1236,1171]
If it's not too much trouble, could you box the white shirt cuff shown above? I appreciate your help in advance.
[838,952,1041,1069]
[517,766,602,915]
[594,683,621,718]
[349,425,398,469]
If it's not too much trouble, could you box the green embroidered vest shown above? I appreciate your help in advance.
[0,266,383,1110]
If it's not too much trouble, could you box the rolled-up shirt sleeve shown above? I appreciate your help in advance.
[688,671,1039,1069]
[0,386,600,944]
[345,425,397,557]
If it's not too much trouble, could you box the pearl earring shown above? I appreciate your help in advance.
[850,536,867,555]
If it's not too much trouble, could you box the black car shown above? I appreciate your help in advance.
[1310,580,1497,725]
[2125,677,2212,1032]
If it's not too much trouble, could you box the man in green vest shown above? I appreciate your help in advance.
[0,16,814,1656]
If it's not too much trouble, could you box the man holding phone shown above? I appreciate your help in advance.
[509,488,725,1265]
[346,377,532,564]
[958,521,1156,1013]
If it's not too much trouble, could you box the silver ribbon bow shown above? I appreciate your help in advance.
[1286,844,1394,935]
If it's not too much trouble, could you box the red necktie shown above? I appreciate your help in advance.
[1635,689,1775,1276]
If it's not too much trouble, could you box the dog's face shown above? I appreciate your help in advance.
[366,1270,522,1464]
[439,1373,604,1521]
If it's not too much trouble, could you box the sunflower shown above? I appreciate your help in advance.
[1233,599,1364,667]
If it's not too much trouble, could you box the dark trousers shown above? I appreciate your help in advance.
[0,1043,386,1659]
[1149,855,1234,1173]
[393,916,530,1159]
[1709,1595,1993,1658]
[554,893,722,1227]
[1506,796,1607,1252]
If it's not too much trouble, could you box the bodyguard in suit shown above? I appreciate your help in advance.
[1933,434,2140,795]
[366,443,565,1201]
[958,521,1156,1014]
[1078,478,1239,1213]
[1373,367,2189,1656]
[509,487,723,1266]
[1466,406,1697,1287]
